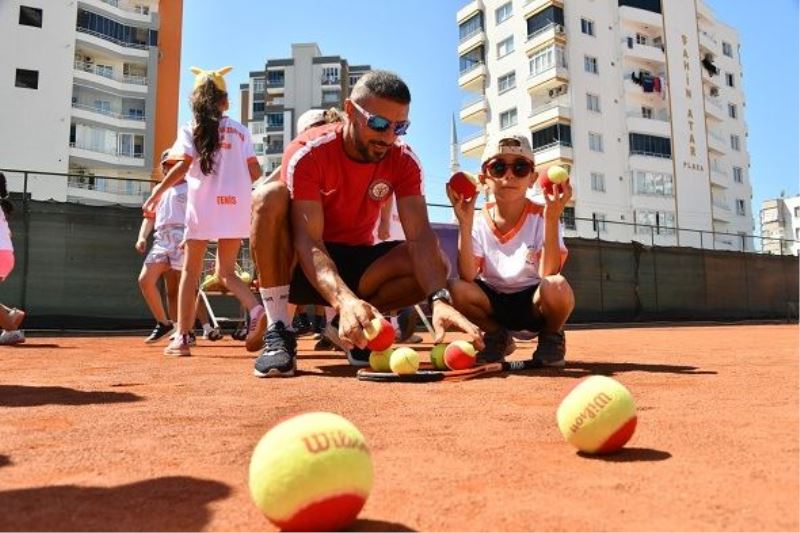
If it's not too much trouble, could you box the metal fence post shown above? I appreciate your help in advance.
[20,172,30,311]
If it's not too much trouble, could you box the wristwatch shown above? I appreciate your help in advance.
[428,287,453,307]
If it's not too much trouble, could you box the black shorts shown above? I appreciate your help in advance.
[289,241,402,305]
[475,278,544,333]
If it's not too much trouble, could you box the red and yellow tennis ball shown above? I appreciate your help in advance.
[448,171,479,201]
[363,317,395,352]
[556,375,637,454]
[430,343,448,370]
[248,412,373,531]
[368,348,392,372]
[444,340,476,370]
[540,164,570,195]
[389,347,419,375]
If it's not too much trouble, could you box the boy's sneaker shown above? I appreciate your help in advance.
[322,319,370,367]
[164,333,192,357]
[531,330,566,367]
[245,306,266,352]
[254,321,298,378]
[145,322,175,343]
[476,328,513,364]
[292,313,313,336]
[0,330,25,345]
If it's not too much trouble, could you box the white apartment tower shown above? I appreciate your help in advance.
[240,43,370,173]
[760,195,800,256]
[0,0,182,206]
[456,0,753,250]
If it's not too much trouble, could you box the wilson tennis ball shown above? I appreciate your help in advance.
[363,317,395,352]
[390,347,420,375]
[448,171,479,201]
[368,348,393,372]
[540,164,570,195]
[430,343,448,370]
[249,412,373,531]
[556,375,637,454]
[444,340,476,370]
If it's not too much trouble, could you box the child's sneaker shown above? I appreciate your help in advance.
[531,330,566,367]
[245,306,266,352]
[164,333,192,357]
[476,328,512,364]
[0,330,25,345]
[322,318,370,367]
[145,322,175,343]
[203,327,223,341]
[8,308,25,330]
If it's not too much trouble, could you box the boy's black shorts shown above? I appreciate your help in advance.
[289,241,402,306]
[475,278,545,333]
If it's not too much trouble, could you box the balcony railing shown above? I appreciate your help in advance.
[527,22,564,42]
[461,129,486,143]
[70,141,144,159]
[461,93,485,109]
[630,149,671,159]
[626,110,669,122]
[72,102,146,121]
[529,99,569,117]
[73,60,147,85]
[459,26,484,44]
[459,61,484,77]
[533,140,572,153]
[76,26,149,50]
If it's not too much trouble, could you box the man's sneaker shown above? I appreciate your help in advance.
[145,322,175,343]
[245,306,266,352]
[321,320,370,367]
[254,321,298,378]
[292,313,313,336]
[531,330,566,367]
[164,333,192,357]
[0,330,25,345]
[476,328,513,364]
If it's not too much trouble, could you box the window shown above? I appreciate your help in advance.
[589,132,603,152]
[795,206,800,217]
[561,206,576,230]
[267,70,284,86]
[251,122,265,135]
[725,72,735,87]
[321,66,339,84]
[495,2,512,25]
[633,170,674,196]
[528,44,566,77]
[618,0,662,14]
[76,9,156,48]
[735,199,746,216]
[641,106,653,119]
[730,134,741,151]
[629,133,672,158]
[584,55,598,74]
[96,64,113,79]
[133,4,150,15]
[581,18,595,36]
[796,228,800,240]
[728,103,737,119]
[591,172,605,192]
[526,5,564,38]
[459,46,485,74]
[498,71,516,93]
[253,102,265,113]
[19,5,43,27]
[531,123,572,150]
[635,209,676,235]
[459,12,483,42]
[499,108,518,129]
[592,213,607,233]
[266,112,284,128]
[586,93,600,112]
[15,69,38,89]
[253,78,265,93]
[497,36,514,58]
[733,166,743,183]
[322,89,340,104]
[253,143,264,156]
[722,41,733,57]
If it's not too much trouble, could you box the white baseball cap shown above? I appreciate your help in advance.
[297,109,327,134]
[480,132,536,166]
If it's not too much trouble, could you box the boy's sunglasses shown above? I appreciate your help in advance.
[484,158,534,179]
[351,100,410,136]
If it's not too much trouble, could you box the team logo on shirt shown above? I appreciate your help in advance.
[525,245,541,266]
[368,179,392,201]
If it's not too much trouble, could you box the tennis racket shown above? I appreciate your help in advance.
[356,359,538,383]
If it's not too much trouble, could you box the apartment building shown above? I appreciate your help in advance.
[456,0,753,250]
[0,0,182,206]
[761,195,800,255]
[240,43,370,173]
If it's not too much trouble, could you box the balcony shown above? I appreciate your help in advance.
[622,38,665,64]
[707,129,727,154]
[626,111,671,137]
[619,5,663,28]
[460,129,486,159]
[711,198,732,223]
[459,94,487,124]
[458,27,486,55]
[532,140,572,164]
[66,175,151,207]
[73,60,148,94]
[523,0,563,19]
[78,0,153,24]
[75,27,150,59]
[697,0,713,22]
[265,142,284,155]
[320,75,340,86]
[71,102,146,130]
[524,22,566,55]
[458,62,487,92]
[528,100,570,128]
[69,141,145,168]
[699,29,719,56]
[457,0,483,24]
[710,164,729,187]
[704,95,725,121]
[526,65,569,93]
[266,79,285,94]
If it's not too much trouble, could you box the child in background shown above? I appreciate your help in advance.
[143,66,263,356]
[0,172,25,345]
[446,134,575,367]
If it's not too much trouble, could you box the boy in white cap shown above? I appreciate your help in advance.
[446,133,575,367]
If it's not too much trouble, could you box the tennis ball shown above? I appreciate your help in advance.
[448,171,479,201]
[430,343,448,370]
[390,347,419,375]
[444,340,476,370]
[368,348,392,372]
[540,164,570,195]
[363,317,395,352]
[249,412,373,531]
[556,375,637,454]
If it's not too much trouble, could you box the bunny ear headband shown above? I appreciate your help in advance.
[190,66,233,93]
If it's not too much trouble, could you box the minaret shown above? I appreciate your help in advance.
[449,113,460,175]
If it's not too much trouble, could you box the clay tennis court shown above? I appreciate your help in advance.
[1,323,797,531]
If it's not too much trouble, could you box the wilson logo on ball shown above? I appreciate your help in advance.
[567,392,613,434]
[302,431,370,454]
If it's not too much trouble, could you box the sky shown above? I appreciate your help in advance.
[178,0,799,226]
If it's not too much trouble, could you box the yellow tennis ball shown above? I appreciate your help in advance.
[556,375,637,454]
[369,348,392,372]
[390,347,419,375]
[547,164,569,184]
[430,343,448,370]
[248,412,373,531]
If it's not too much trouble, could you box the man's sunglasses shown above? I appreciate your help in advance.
[350,100,410,136]
[484,158,534,179]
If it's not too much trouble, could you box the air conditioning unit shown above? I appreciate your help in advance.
[556,24,565,34]
[85,56,93,63]
[548,88,558,98]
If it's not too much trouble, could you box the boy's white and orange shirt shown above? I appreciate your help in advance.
[472,199,568,293]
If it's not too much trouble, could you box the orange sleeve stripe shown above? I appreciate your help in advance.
[474,255,484,273]
[166,154,192,164]
[247,156,259,165]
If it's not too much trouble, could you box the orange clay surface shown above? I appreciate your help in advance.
[0,324,797,531]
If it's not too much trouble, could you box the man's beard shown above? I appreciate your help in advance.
[353,127,390,163]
